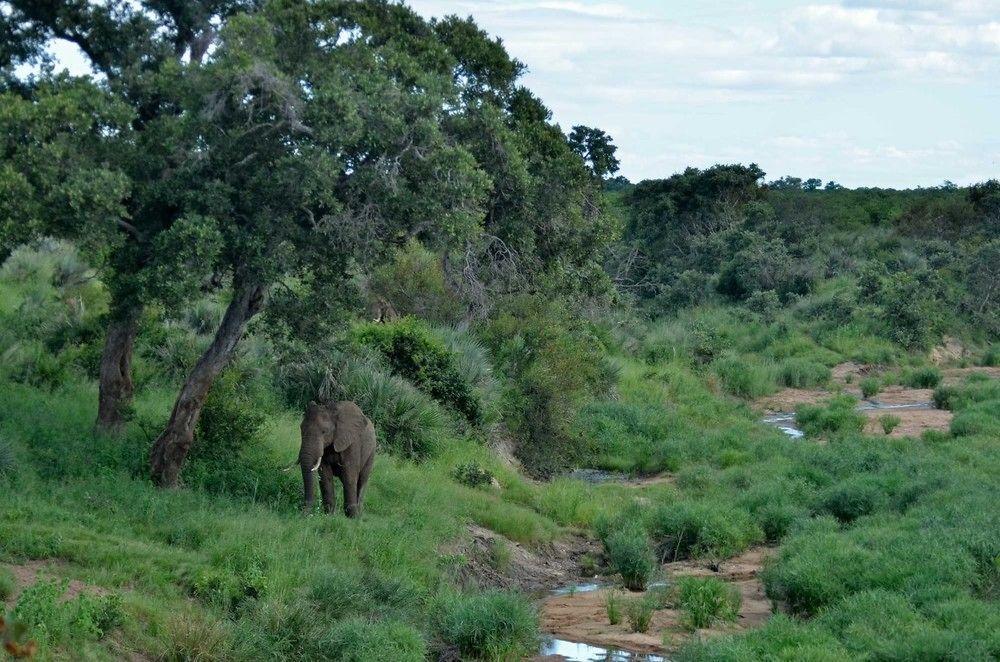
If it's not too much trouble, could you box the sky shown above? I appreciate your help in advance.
[37,0,1000,188]
[405,0,1000,187]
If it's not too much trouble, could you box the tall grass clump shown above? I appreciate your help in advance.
[902,366,942,388]
[795,395,865,437]
[0,567,15,600]
[711,356,776,399]
[625,594,655,633]
[604,525,656,591]
[859,377,881,399]
[646,499,763,562]
[310,617,427,662]
[433,591,538,661]
[775,358,830,389]
[677,576,741,630]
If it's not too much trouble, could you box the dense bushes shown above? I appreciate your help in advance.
[604,525,656,591]
[795,395,865,437]
[355,318,483,425]
[646,499,763,562]
[677,576,741,630]
[433,591,538,661]
[775,358,830,389]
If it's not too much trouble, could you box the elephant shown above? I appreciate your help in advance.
[296,400,376,518]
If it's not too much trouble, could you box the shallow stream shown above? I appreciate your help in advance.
[761,400,935,439]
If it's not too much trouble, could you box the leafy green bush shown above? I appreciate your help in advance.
[775,358,830,389]
[950,400,1000,438]
[481,295,616,477]
[11,580,124,651]
[795,395,865,437]
[982,345,1000,367]
[879,414,901,435]
[434,591,538,661]
[646,499,763,562]
[902,366,942,388]
[451,461,496,489]
[860,377,881,399]
[678,614,850,661]
[184,371,297,507]
[337,356,448,459]
[3,342,71,390]
[625,594,655,633]
[934,379,1000,411]
[355,318,482,424]
[816,475,889,523]
[0,567,14,600]
[677,576,741,630]
[712,356,776,399]
[0,437,14,478]
[604,525,655,591]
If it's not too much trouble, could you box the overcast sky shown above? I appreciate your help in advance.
[39,0,999,187]
[406,0,1000,187]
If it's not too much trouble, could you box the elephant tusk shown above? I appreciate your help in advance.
[310,457,322,472]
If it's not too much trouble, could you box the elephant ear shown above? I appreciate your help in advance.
[332,401,368,453]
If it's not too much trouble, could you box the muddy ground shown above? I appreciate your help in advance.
[538,547,775,657]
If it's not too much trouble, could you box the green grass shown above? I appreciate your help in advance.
[677,576,741,630]
[433,591,538,661]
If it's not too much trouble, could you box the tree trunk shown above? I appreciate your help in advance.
[148,281,267,487]
[96,311,140,432]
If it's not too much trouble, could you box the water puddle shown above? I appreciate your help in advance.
[762,401,935,439]
[539,636,667,661]
[550,582,603,596]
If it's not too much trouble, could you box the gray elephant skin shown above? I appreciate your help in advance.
[297,400,376,517]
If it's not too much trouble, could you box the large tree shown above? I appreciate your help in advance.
[3,0,257,431]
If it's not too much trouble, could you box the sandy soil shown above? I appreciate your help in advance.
[445,525,600,594]
[862,408,952,438]
[539,547,775,656]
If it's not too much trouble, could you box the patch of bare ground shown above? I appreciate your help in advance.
[942,366,1000,385]
[445,525,600,594]
[539,547,776,656]
[864,408,952,438]
[3,560,108,606]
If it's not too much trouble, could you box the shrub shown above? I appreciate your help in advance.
[677,576,741,630]
[354,318,482,424]
[879,414,901,435]
[712,356,776,399]
[604,591,623,625]
[11,580,124,650]
[816,475,889,523]
[982,345,1000,367]
[646,500,763,562]
[0,568,14,601]
[795,395,865,437]
[902,366,942,388]
[434,591,538,661]
[3,342,71,390]
[625,594,655,633]
[678,614,850,661]
[312,617,427,662]
[950,400,1000,438]
[335,354,449,459]
[605,525,655,591]
[860,377,881,399]
[746,289,781,316]
[451,462,496,489]
[0,437,14,478]
[776,358,830,389]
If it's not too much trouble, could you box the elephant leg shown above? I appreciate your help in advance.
[341,468,360,518]
[319,462,337,514]
[301,465,316,514]
[356,452,374,515]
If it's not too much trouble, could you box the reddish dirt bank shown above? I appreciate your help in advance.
[539,547,775,656]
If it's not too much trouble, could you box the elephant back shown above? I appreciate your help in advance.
[332,400,371,452]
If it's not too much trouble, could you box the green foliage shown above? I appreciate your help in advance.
[604,524,656,591]
[775,358,830,389]
[879,414,901,435]
[355,318,482,424]
[982,345,1000,367]
[712,356,776,399]
[647,500,763,562]
[11,581,123,652]
[795,395,865,437]
[0,568,14,601]
[311,618,427,662]
[860,377,881,399]
[482,295,616,476]
[816,475,890,523]
[625,594,655,633]
[451,461,496,489]
[185,370,297,507]
[433,591,538,661]
[0,437,14,478]
[901,365,943,388]
[604,590,623,625]
[2,341,71,390]
[677,576,741,630]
